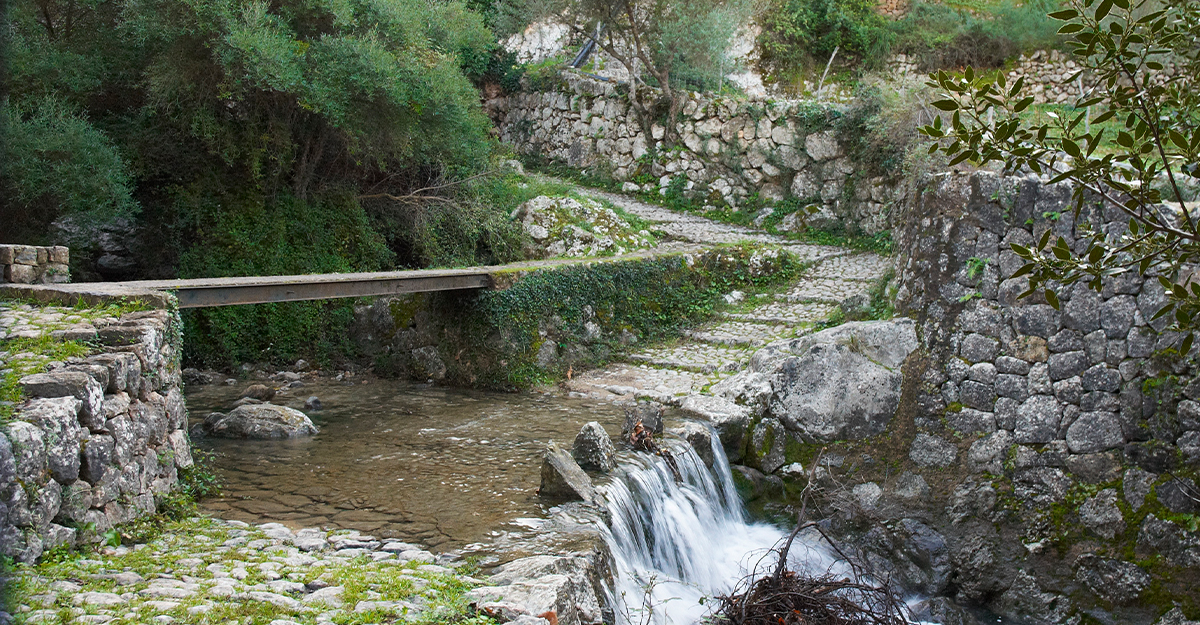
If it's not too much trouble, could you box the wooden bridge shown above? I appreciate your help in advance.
[0,250,675,309]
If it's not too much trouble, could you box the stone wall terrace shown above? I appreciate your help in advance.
[0,303,190,562]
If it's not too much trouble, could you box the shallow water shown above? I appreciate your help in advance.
[185,378,622,552]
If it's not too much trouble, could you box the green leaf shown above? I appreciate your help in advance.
[1045,289,1060,309]
[1170,130,1190,151]
[1182,333,1195,356]
[1095,0,1113,20]
[1059,23,1085,34]
[1014,97,1035,113]
[1049,9,1080,19]
[1151,302,1174,320]
[932,100,959,111]
[1011,263,1035,278]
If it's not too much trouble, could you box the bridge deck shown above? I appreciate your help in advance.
[0,248,690,309]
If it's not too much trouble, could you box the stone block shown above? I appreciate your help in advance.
[19,397,83,484]
[995,356,1030,375]
[960,334,999,363]
[968,362,997,384]
[995,397,1019,430]
[1053,376,1083,405]
[949,408,997,435]
[1048,351,1088,380]
[1015,395,1062,443]
[1063,286,1102,333]
[11,245,37,264]
[1066,411,1124,453]
[1127,327,1156,358]
[1081,391,1119,412]
[1013,305,1061,338]
[0,246,13,264]
[1048,330,1084,353]
[960,380,996,411]
[1010,336,1049,363]
[50,246,69,264]
[1081,364,1121,392]
[5,421,46,484]
[4,264,36,284]
[1101,295,1137,338]
[19,371,104,429]
[81,435,115,484]
[996,374,1029,401]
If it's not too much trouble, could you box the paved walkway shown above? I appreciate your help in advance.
[564,188,894,404]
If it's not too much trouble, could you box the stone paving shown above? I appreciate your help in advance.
[2,518,485,625]
[563,188,894,405]
[777,277,871,303]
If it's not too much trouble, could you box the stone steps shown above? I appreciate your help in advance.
[685,320,802,347]
[625,343,752,374]
[776,277,870,304]
[807,253,893,281]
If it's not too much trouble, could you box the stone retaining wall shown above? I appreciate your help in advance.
[0,245,70,285]
[490,72,900,234]
[0,304,190,562]
[889,170,1200,619]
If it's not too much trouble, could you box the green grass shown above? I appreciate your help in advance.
[0,334,93,422]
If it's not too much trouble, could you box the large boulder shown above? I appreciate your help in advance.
[201,404,318,439]
[713,319,918,441]
[540,442,595,502]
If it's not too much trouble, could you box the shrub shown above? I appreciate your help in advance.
[759,0,893,71]
[0,99,138,244]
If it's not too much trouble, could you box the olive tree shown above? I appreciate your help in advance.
[517,0,744,146]
[920,0,1200,352]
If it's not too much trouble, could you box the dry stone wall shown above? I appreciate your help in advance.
[888,171,1200,619]
[490,72,900,234]
[0,304,190,562]
[0,245,70,285]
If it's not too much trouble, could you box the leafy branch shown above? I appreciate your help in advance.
[919,0,1200,351]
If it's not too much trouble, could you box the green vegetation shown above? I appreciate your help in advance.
[430,245,807,389]
[5,516,494,625]
[758,0,1066,86]
[922,0,1200,348]
[3,0,543,366]
[0,335,92,422]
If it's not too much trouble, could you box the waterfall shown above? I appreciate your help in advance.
[598,427,842,625]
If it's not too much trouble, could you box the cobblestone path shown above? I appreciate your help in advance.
[565,189,894,405]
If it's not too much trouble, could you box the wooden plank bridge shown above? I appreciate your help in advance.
[0,250,676,309]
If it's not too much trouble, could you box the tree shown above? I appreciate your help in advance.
[516,0,744,146]
[920,0,1200,352]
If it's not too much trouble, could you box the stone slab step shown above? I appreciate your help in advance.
[685,320,801,346]
[781,246,850,265]
[777,278,870,303]
[564,365,724,404]
[807,253,894,281]
[723,301,838,325]
[625,343,750,374]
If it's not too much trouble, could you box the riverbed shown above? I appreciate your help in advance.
[185,377,623,552]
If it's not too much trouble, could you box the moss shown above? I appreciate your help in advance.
[388,295,427,333]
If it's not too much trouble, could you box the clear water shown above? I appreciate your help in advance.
[185,378,621,551]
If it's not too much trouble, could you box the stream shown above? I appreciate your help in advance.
[185,378,858,625]
[185,378,621,552]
